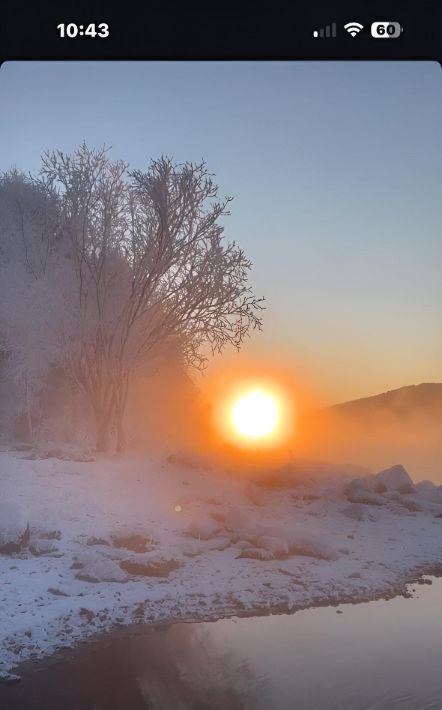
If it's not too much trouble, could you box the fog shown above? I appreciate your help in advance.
[1,149,440,486]
[296,387,442,483]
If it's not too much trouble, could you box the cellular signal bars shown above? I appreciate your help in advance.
[313,23,337,38]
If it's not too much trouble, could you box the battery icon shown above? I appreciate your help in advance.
[371,22,403,38]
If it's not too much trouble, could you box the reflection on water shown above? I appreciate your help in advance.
[134,624,268,710]
[1,623,268,710]
[2,577,442,710]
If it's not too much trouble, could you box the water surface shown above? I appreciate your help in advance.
[2,577,441,710]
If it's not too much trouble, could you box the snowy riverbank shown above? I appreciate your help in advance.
[0,450,441,679]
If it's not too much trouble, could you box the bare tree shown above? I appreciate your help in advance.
[39,145,264,452]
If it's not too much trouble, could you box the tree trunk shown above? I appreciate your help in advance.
[114,375,129,454]
[24,373,34,443]
[115,416,126,453]
[95,411,110,452]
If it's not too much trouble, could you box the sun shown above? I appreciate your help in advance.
[210,370,296,450]
[230,389,280,440]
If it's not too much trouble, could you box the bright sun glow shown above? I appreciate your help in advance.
[230,389,280,440]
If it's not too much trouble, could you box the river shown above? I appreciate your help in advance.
[2,576,441,709]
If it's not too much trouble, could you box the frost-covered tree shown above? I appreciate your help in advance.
[0,169,58,277]
[37,145,263,452]
[0,171,61,442]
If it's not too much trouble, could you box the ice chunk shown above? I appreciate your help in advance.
[345,474,386,495]
[415,480,442,504]
[75,555,128,583]
[345,488,386,506]
[376,465,416,494]
[416,479,437,491]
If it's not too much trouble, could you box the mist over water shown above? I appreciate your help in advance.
[297,383,442,483]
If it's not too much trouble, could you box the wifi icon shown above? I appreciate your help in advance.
[344,21,364,37]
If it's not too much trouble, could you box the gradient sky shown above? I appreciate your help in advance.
[0,61,441,405]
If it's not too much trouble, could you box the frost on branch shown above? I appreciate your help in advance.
[0,148,264,453]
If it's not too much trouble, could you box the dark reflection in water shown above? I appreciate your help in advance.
[2,577,442,710]
[1,623,268,710]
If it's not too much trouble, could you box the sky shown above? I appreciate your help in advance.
[0,61,441,405]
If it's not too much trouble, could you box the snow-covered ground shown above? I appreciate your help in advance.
[0,450,441,680]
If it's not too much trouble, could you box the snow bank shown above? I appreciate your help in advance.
[0,451,440,677]
[0,501,29,553]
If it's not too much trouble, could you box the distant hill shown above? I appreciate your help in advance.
[297,384,442,482]
[328,383,442,421]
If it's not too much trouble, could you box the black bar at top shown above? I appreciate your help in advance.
[0,1,441,61]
